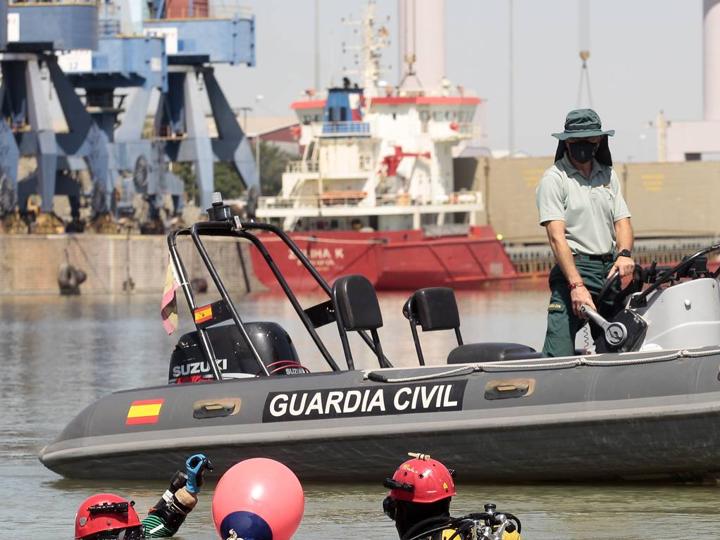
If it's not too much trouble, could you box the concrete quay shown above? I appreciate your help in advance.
[0,234,262,295]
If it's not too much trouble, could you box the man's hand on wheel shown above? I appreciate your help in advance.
[608,256,635,288]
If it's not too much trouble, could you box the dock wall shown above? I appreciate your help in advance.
[471,157,720,242]
[0,234,263,295]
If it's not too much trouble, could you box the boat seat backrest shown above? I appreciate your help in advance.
[408,287,461,331]
[447,343,542,364]
[333,274,383,331]
[332,274,389,369]
[169,321,306,382]
[404,287,463,366]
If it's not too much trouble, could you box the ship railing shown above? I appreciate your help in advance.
[259,193,368,209]
[320,121,371,137]
[376,191,482,206]
[258,190,482,210]
[208,0,253,19]
[285,161,319,173]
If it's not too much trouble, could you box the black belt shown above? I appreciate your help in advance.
[574,253,614,263]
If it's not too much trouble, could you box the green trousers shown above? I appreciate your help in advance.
[541,257,615,357]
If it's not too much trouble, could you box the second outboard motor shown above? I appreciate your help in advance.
[169,321,308,383]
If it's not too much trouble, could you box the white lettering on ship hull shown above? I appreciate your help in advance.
[263,381,466,422]
[288,248,346,268]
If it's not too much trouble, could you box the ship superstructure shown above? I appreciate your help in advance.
[257,1,483,232]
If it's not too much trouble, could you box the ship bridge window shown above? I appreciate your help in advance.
[420,111,430,122]
[359,154,372,170]
[432,111,442,121]
[392,113,397,120]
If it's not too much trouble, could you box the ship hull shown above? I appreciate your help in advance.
[249,226,518,291]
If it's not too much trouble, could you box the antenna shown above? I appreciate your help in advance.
[340,1,390,96]
[508,0,514,157]
[314,0,320,91]
[576,0,593,108]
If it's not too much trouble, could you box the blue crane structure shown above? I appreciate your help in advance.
[0,1,111,232]
[0,0,258,232]
[143,0,259,214]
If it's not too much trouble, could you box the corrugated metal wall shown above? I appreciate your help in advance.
[466,158,720,243]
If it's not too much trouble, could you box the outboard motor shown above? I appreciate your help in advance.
[169,321,308,383]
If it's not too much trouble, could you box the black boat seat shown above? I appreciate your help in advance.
[169,321,308,383]
[332,274,390,369]
[447,342,542,364]
[403,287,542,365]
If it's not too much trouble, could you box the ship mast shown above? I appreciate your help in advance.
[343,1,389,96]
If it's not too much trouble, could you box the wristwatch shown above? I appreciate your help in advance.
[616,249,632,259]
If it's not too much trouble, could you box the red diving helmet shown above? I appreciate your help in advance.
[385,452,457,503]
[74,493,142,539]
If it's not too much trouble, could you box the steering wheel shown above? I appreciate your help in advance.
[594,264,644,318]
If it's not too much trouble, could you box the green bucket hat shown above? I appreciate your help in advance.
[552,108,615,140]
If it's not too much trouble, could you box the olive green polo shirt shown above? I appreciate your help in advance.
[536,155,631,256]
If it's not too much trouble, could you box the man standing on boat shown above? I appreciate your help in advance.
[536,109,634,357]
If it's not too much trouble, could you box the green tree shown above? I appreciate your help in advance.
[173,141,292,203]
[256,141,293,196]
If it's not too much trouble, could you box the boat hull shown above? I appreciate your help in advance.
[248,227,518,291]
[40,347,720,482]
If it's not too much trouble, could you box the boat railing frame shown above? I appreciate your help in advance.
[168,214,392,381]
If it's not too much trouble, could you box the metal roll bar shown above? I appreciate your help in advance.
[166,201,392,381]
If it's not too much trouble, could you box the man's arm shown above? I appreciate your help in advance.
[545,220,596,316]
[608,217,635,282]
[143,454,212,538]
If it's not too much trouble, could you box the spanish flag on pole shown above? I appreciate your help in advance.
[126,399,165,425]
[161,258,180,335]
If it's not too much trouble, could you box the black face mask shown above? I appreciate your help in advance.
[568,141,598,164]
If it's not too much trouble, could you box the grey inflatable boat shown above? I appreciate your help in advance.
[39,197,720,482]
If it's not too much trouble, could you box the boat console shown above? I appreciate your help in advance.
[580,247,720,353]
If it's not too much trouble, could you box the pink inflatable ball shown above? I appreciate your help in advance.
[212,458,304,540]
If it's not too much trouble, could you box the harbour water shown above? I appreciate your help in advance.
[3,289,719,539]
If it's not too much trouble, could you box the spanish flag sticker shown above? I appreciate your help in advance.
[126,399,165,425]
[193,304,213,324]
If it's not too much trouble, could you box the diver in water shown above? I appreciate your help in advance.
[383,453,521,540]
[74,454,212,539]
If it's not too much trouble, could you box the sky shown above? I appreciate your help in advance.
[215,0,704,162]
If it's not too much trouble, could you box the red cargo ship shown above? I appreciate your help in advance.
[252,4,518,291]
[249,226,517,291]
